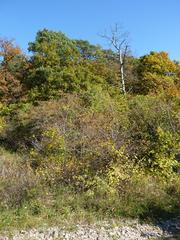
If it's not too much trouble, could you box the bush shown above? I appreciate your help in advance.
[0,91,179,225]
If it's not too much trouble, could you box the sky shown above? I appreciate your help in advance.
[0,0,180,60]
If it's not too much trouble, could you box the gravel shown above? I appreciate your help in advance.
[0,216,179,240]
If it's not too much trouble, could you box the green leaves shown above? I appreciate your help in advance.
[29,29,79,67]
[27,30,105,100]
[26,29,80,99]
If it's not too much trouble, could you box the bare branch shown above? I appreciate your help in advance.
[100,24,130,95]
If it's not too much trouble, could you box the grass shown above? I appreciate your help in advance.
[0,148,179,232]
[0,182,179,233]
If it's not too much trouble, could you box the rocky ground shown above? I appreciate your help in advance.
[0,216,179,240]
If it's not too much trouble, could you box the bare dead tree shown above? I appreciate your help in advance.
[100,24,130,95]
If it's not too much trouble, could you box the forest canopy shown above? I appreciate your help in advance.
[0,28,179,103]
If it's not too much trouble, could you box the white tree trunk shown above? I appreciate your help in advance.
[119,49,126,95]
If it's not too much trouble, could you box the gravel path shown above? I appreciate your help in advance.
[0,216,179,240]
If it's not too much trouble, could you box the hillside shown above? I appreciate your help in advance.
[0,29,179,238]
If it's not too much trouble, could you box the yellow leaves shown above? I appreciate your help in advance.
[107,162,130,187]
[41,128,65,156]
[146,127,180,179]
[136,51,179,95]
[29,128,66,182]
[0,104,7,133]
[0,117,6,134]
[0,38,22,61]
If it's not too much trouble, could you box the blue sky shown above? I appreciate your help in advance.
[0,0,180,60]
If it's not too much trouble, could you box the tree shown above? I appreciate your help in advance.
[134,51,179,95]
[27,30,121,99]
[75,40,120,89]
[75,40,102,60]
[26,29,81,99]
[0,38,24,103]
[101,24,130,95]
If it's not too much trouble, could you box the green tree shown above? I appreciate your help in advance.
[26,29,81,99]
[75,40,102,60]
[26,30,120,100]
[75,40,120,90]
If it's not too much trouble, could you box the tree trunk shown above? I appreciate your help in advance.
[119,49,126,95]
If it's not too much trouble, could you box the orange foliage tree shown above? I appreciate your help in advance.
[0,38,25,103]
